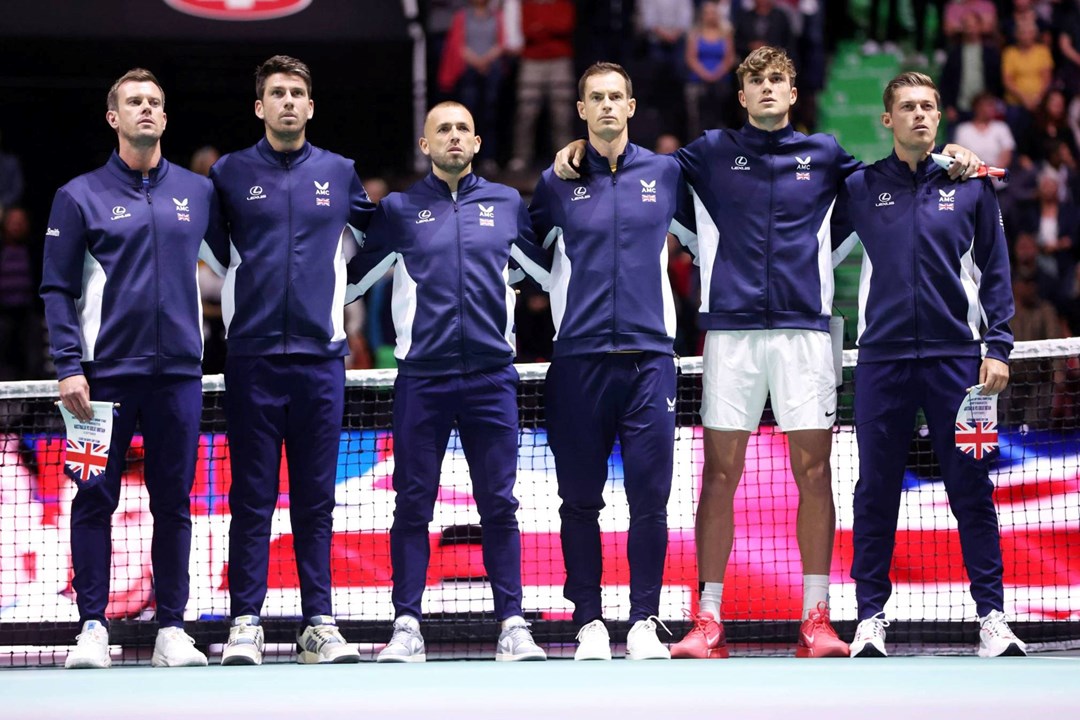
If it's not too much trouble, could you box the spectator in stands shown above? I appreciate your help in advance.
[40,68,213,669]
[735,0,795,63]
[685,1,737,138]
[1004,0,1052,46]
[0,207,43,380]
[943,0,998,44]
[348,101,548,663]
[1019,89,1079,165]
[952,92,1015,188]
[1025,171,1079,278]
[188,145,220,177]
[1002,19,1054,140]
[832,71,1026,660]
[1058,0,1080,95]
[205,56,373,666]
[940,12,1003,126]
[425,0,467,104]
[1004,268,1068,429]
[1013,230,1063,306]
[440,0,506,172]
[508,0,576,172]
[639,0,696,138]
[0,130,24,211]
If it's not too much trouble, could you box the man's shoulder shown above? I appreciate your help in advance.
[306,144,355,170]
[164,164,213,192]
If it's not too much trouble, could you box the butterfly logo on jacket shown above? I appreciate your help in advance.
[640,179,657,202]
[173,198,190,222]
[938,188,955,211]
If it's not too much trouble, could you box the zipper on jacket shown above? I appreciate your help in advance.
[911,173,922,352]
[145,177,160,373]
[454,194,466,372]
[283,153,293,353]
[764,146,775,328]
[611,171,619,346]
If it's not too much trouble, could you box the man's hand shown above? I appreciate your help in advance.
[554,139,588,180]
[59,374,93,421]
[979,358,1010,395]
[940,144,983,181]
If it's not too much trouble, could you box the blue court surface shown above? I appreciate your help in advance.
[3,655,1078,720]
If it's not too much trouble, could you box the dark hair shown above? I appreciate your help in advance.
[255,55,312,99]
[577,62,633,100]
[882,71,940,112]
[735,46,796,90]
[107,69,164,112]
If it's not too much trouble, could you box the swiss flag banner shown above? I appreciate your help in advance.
[57,400,116,489]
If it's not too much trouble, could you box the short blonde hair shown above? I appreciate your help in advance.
[735,46,796,90]
[882,71,940,112]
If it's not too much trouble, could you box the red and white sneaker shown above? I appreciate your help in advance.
[796,602,850,658]
[670,610,729,659]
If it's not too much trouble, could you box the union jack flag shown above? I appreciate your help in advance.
[64,439,109,487]
[796,172,810,180]
[316,198,330,206]
[177,213,190,222]
[955,419,998,460]
[939,202,954,211]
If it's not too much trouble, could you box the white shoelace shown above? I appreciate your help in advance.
[854,613,890,643]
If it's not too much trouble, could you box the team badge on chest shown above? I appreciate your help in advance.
[315,180,330,206]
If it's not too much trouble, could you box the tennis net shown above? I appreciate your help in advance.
[2,338,1079,663]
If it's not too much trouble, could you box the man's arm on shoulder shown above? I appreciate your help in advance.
[511,194,551,288]
[348,165,377,236]
[199,179,229,276]
[973,179,1014,392]
[345,201,398,304]
[830,179,861,266]
[669,176,699,262]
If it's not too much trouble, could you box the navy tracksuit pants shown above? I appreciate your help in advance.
[852,356,1005,619]
[71,374,202,629]
[390,364,524,621]
[225,355,344,620]
[546,352,676,626]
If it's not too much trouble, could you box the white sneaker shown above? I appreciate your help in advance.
[574,619,612,661]
[65,620,111,669]
[626,616,671,660]
[297,615,361,664]
[377,616,426,663]
[221,615,264,666]
[851,613,889,657]
[152,627,208,667]
[496,617,547,662]
[978,611,1028,658]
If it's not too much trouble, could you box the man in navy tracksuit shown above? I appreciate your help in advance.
[205,56,374,665]
[41,69,214,669]
[831,72,1026,658]
[528,63,696,661]
[347,101,549,663]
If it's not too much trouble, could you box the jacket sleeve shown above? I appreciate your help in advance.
[39,188,89,380]
[199,181,229,276]
[830,180,861,266]
[348,165,377,239]
[510,195,551,287]
[203,164,232,275]
[833,137,864,180]
[669,175,698,262]
[345,201,398,304]
[973,179,1014,362]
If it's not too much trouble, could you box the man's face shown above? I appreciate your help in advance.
[420,105,480,175]
[577,71,635,141]
[256,72,313,138]
[738,67,796,124]
[883,85,940,152]
[106,81,166,147]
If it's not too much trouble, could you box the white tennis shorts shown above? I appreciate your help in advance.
[700,328,837,432]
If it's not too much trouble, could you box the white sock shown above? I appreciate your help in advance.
[501,615,526,630]
[803,575,830,619]
[395,615,420,630]
[700,582,723,618]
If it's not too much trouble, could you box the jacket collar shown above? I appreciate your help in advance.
[582,141,638,173]
[738,122,795,145]
[423,169,480,197]
[256,136,312,167]
[105,150,169,186]
[880,148,942,182]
